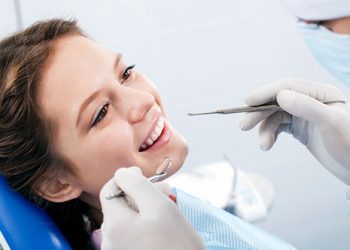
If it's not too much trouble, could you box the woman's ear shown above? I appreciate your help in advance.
[35,174,82,203]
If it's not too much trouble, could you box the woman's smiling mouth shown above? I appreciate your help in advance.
[139,117,172,152]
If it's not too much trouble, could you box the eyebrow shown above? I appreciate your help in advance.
[76,53,122,127]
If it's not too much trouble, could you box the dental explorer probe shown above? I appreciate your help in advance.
[187,100,346,116]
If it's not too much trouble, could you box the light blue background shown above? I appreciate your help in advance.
[1,0,350,249]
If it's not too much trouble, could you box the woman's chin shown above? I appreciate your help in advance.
[167,133,189,177]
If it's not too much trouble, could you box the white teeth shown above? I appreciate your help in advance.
[154,126,162,135]
[146,138,154,145]
[141,117,165,149]
[158,118,164,127]
[151,132,158,141]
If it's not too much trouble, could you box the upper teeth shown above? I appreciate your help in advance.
[141,118,164,149]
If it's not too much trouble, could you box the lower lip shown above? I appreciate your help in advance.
[143,121,173,153]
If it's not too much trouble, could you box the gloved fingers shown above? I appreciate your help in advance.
[258,111,292,150]
[240,109,276,131]
[277,90,335,127]
[100,170,138,217]
[245,78,346,106]
[114,167,174,216]
[260,124,292,151]
[245,78,302,106]
[153,181,172,196]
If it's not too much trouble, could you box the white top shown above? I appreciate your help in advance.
[280,0,350,20]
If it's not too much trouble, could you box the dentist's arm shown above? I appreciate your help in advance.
[100,167,205,250]
[240,78,350,185]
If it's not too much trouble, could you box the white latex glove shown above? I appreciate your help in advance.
[99,167,205,250]
[240,78,350,185]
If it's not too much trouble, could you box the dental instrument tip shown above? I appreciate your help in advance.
[187,111,219,116]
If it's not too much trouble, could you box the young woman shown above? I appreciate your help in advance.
[0,19,296,249]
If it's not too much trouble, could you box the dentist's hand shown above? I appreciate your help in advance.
[100,167,205,250]
[240,78,350,185]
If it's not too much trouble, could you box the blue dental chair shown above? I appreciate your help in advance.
[0,176,71,250]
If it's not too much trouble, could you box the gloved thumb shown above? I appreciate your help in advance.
[276,90,333,126]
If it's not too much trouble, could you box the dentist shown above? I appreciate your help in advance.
[240,0,350,185]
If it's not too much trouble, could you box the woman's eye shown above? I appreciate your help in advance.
[91,103,109,127]
[121,64,135,83]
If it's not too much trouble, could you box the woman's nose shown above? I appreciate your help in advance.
[117,86,155,124]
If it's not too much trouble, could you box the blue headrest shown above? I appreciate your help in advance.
[0,176,71,250]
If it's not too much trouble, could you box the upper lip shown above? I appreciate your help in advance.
[139,106,162,150]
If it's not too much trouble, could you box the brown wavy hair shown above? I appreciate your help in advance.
[0,19,101,249]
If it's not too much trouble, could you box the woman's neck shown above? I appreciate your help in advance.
[79,192,104,227]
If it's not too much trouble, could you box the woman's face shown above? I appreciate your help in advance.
[38,35,188,206]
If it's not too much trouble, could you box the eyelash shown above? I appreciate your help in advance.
[91,103,109,127]
[90,64,135,128]
[121,64,135,83]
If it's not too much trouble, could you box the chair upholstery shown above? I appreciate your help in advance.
[0,176,71,250]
